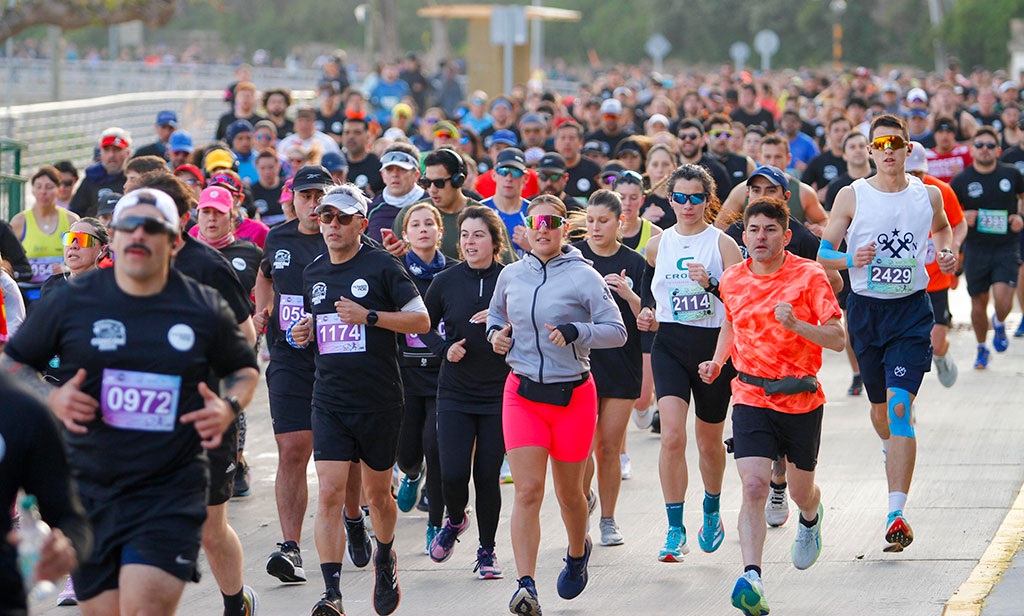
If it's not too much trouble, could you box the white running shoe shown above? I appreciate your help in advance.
[934,353,958,388]
[620,453,632,480]
[632,402,656,429]
[765,484,789,528]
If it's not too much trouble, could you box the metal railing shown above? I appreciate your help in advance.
[0,138,27,220]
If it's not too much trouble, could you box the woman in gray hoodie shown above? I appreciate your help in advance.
[486,194,627,616]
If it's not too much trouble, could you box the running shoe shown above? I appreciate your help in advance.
[1015,319,1024,338]
[509,576,542,615]
[620,453,632,480]
[424,524,440,556]
[241,584,260,615]
[975,345,990,370]
[698,511,725,553]
[396,472,423,513]
[344,509,373,568]
[390,466,400,498]
[657,525,689,562]
[362,505,374,537]
[791,503,823,570]
[731,571,770,616]
[416,488,429,512]
[651,410,661,434]
[599,517,624,546]
[372,549,401,615]
[500,457,514,484]
[56,576,76,606]
[633,402,656,429]
[765,484,789,528]
[992,315,1009,352]
[883,510,914,552]
[233,461,252,498]
[934,353,958,387]
[266,541,306,583]
[429,513,470,563]
[556,535,592,599]
[586,489,597,516]
[311,590,344,616]
[847,374,863,396]
[474,546,503,579]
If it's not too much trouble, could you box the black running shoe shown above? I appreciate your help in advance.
[267,541,306,583]
[847,374,863,396]
[344,509,373,568]
[233,461,252,497]
[311,590,345,616]
[372,549,401,616]
[651,410,661,434]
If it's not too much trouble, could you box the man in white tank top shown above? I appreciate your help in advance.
[816,115,957,554]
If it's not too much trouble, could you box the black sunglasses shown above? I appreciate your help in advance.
[418,176,453,189]
[110,216,177,236]
[973,142,998,150]
[318,211,362,225]
[538,172,565,182]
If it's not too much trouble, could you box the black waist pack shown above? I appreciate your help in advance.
[516,372,589,407]
[737,372,819,396]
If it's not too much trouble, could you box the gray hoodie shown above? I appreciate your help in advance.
[487,245,627,384]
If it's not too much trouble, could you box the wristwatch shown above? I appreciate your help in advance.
[704,277,720,293]
[366,310,379,326]
[224,396,242,416]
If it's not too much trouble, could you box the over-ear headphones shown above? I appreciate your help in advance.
[436,148,466,189]
[202,143,240,176]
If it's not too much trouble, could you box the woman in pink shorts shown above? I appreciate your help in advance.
[486,195,627,616]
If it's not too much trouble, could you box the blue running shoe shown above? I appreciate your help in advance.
[975,345,990,370]
[424,524,440,555]
[698,512,725,553]
[556,536,592,599]
[429,513,470,563]
[396,472,423,513]
[657,526,689,562]
[731,571,770,615]
[992,315,1009,352]
[1015,320,1024,338]
[509,576,541,615]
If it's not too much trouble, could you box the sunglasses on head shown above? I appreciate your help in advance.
[209,174,242,192]
[419,176,453,189]
[61,231,100,247]
[671,192,708,205]
[974,141,998,150]
[709,129,733,139]
[110,216,177,236]
[60,179,75,187]
[538,172,565,182]
[524,214,565,230]
[614,170,644,186]
[318,210,361,225]
[870,135,907,151]
[495,167,524,178]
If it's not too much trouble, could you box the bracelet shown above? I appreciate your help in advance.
[285,320,309,349]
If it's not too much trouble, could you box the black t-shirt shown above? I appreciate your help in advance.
[423,261,510,413]
[259,219,326,368]
[0,372,90,613]
[302,245,421,412]
[346,152,385,197]
[730,107,775,132]
[972,110,1003,132]
[251,181,284,223]
[1001,146,1024,177]
[315,109,347,141]
[641,193,675,229]
[573,241,645,388]
[696,155,733,203]
[725,216,821,260]
[803,151,847,190]
[398,259,457,397]
[215,111,265,141]
[716,152,750,191]
[0,219,31,283]
[219,239,262,300]
[565,157,602,200]
[273,118,295,140]
[584,129,630,158]
[950,163,1024,247]
[5,269,257,496]
[174,235,252,325]
[823,171,869,211]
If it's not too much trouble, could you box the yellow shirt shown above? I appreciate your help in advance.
[22,208,70,283]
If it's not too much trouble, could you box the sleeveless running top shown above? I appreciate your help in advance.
[651,224,726,328]
[22,208,70,284]
[744,175,803,221]
[622,218,654,256]
[847,176,931,299]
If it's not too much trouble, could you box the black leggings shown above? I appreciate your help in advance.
[397,393,444,527]
[436,410,505,550]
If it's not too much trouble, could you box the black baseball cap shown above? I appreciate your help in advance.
[96,191,122,217]
[537,152,567,172]
[291,165,334,192]
[495,148,527,171]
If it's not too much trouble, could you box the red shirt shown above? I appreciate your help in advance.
[922,174,964,292]
[472,168,540,200]
[720,252,842,414]
[926,146,972,183]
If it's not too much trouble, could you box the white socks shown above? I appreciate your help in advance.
[888,491,908,514]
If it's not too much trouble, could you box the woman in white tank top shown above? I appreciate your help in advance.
[637,164,743,559]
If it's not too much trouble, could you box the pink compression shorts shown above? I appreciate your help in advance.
[502,373,598,463]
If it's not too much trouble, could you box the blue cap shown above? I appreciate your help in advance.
[226,119,254,146]
[156,110,178,127]
[489,129,518,147]
[320,151,348,173]
[168,130,193,153]
[748,165,788,187]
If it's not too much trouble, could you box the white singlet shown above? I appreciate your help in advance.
[651,224,726,328]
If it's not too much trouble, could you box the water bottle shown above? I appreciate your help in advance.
[16,495,57,600]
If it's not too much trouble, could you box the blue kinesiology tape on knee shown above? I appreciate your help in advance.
[888,388,914,438]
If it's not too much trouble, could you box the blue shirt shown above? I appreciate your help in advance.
[482,196,530,258]
[462,114,494,135]
[370,79,411,125]
[787,132,819,172]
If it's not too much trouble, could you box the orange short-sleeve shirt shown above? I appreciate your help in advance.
[720,252,842,414]
[922,174,964,292]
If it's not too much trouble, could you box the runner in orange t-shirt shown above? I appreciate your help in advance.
[697,197,844,615]
[907,141,968,388]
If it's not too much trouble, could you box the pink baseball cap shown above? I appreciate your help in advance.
[280,177,294,202]
[197,186,234,213]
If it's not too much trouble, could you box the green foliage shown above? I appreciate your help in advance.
[940,0,1024,68]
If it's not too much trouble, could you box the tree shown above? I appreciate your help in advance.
[0,0,179,44]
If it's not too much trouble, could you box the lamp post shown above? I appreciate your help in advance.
[830,0,846,72]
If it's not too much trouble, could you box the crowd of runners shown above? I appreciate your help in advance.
[1,58,1022,616]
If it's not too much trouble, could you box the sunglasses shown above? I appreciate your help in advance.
[495,167,524,178]
[425,118,439,124]
[671,192,709,205]
[870,135,907,151]
[524,214,566,230]
[60,179,75,187]
[419,176,453,189]
[459,137,470,145]
[110,216,177,236]
[179,177,200,186]
[614,170,644,185]
[709,129,733,139]
[678,132,702,141]
[538,172,565,182]
[255,134,274,141]
[472,97,486,105]
[974,142,998,150]
[318,211,362,225]
[434,130,457,139]
[603,114,620,120]
[61,231,100,247]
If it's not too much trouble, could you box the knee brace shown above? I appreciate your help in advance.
[887,387,915,438]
